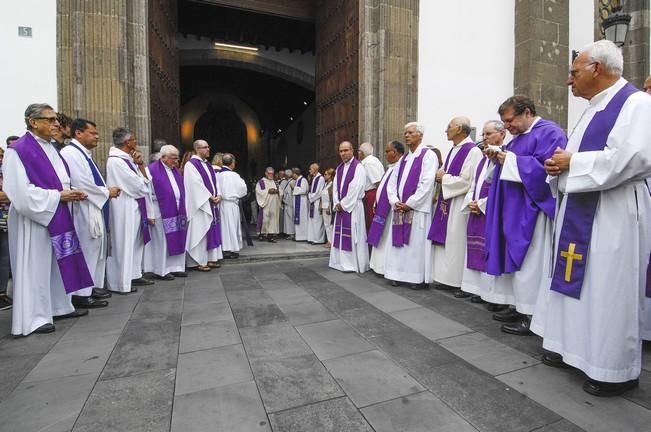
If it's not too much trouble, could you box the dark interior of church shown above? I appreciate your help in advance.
[177,0,316,180]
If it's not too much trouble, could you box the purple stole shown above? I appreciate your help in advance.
[256,178,265,233]
[188,158,222,250]
[465,157,490,271]
[428,141,475,244]
[149,160,187,256]
[392,149,428,247]
[367,165,396,247]
[294,177,304,225]
[333,158,360,251]
[485,119,567,276]
[109,156,151,244]
[10,133,94,293]
[309,175,322,218]
[551,83,639,299]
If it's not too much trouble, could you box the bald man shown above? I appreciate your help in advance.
[429,116,483,293]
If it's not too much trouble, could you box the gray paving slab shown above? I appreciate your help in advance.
[438,331,539,375]
[266,286,312,304]
[360,391,477,432]
[324,350,424,408]
[240,323,312,362]
[175,344,253,396]
[316,268,361,281]
[0,319,75,357]
[179,319,240,353]
[269,397,374,432]
[139,284,184,302]
[420,362,561,432]
[73,368,175,432]
[87,293,141,316]
[296,319,375,360]
[0,354,42,403]
[132,298,183,321]
[624,369,651,409]
[337,306,407,338]
[183,286,227,305]
[181,300,232,326]
[172,380,271,432]
[277,299,337,326]
[534,419,586,432]
[308,291,370,314]
[250,353,344,413]
[23,333,120,383]
[60,312,131,340]
[100,316,179,380]
[0,373,96,432]
[232,303,288,327]
[335,278,387,296]
[389,306,472,341]
[227,288,276,307]
[498,363,651,432]
[354,291,421,313]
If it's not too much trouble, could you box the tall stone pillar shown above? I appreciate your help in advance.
[358,0,419,162]
[514,0,569,129]
[57,0,151,170]
[622,0,649,87]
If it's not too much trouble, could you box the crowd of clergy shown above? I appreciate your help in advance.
[2,40,651,399]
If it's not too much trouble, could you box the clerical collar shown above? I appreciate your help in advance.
[70,139,91,156]
[191,155,206,162]
[453,137,473,147]
[589,77,626,109]
[28,131,50,147]
[221,166,232,172]
[521,116,541,135]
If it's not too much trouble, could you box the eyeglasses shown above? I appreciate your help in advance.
[31,117,59,124]
[568,62,596,78]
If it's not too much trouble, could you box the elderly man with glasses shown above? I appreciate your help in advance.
[4,103,93,336]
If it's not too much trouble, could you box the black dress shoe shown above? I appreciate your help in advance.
[154,273,175,281]
[91,288,112,299]
[108,287,138,295]
[71,295,109,309]
[409,283,429,290]
[541,352,571,368]
[453,290,472,298]
[486,303,508,312]
[501,317,533,336]
[53,309,89,321]
[131,278,154,286]
[493,308,520,322]
[172,272,188,278]
[33,323,55,334]
[583,378,639,397]
[470,295,486,304]
[434,283,455,291]
[390,280,404,287]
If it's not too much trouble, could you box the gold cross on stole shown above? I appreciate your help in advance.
[560,243,583,282]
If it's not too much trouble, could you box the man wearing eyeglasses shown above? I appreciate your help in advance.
[531,40,651,397]
[4,103,94,336]
[484,96,567,337]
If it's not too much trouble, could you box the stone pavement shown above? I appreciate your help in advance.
[0,255,650,432]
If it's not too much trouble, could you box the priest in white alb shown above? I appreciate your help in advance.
[255,166,281,242]
[532,40,651,397]
[61,118,120,308]
[185,140,222,271]
[106,127,153,293]
[429,116,483,294]
[5,104,93,336]
[329,141,369,273]
[218,153,247,258]
[307,163,325,243]
[145,144,188,278]
[291,167,309,241]
[280,168,295,239]
[368,140,404,275]
[384,123,437,286]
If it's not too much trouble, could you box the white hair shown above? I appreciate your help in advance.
[359,142,374,156]
[159,144,179,157]
[583,39,623,75]
[284,169,293,177]
[404,122,425,135]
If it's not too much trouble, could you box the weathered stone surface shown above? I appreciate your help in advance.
[296,319,374,360]
[270,397,373,432]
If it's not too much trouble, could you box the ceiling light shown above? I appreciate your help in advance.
[213,42,258,52]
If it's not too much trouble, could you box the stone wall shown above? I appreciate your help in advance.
[514,0,570,129]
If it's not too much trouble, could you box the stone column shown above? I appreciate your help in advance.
[514,0,569,129]
[622,0,649,88]
[358,0,419,162]
[57,0,151,171]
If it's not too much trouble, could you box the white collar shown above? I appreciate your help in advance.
[589,77,627,111]
[70,139,92,156]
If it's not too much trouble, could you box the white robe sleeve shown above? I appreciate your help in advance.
[106,158,150,199]
[308,176,324,203]
[500,151,523,183]
[338,165,366,213]
[3,150,60,227]
[60,147,109,210]
[184,162,212,219]
[405,151,438,210]
[364,157,385,188]
[441,147,482,199]
[292,178,309,196]
[255,181,270,208]
[562,94,651,193]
